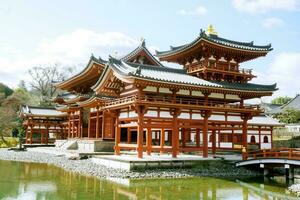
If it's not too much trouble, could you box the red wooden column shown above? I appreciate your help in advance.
[25,125,29,144]
[171,108,180,158]
[68,112,71,138]
[195,128,200,147]
[258,126,261,149]
[241,113,252,148]
[96,107,100,139]
[211,129,216,155]
[160,128,165,155]
[181,128,186,148]
[72,112,75,138]
[87,112,91,139]
[201,110,211,158]
[146,128,152,155]
[136,106,146,158]
[29,125,33,144]
[127,128,131,143]
[114,111,120,155]
[45,124,49,144]
[270,127,273,148]
[78,110,82,138]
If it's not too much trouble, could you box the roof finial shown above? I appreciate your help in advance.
[207,24,218,36]
[140,37,145,47]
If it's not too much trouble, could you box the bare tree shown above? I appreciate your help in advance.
[28,64,67,104]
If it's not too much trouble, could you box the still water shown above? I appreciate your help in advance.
[0,160,297,200]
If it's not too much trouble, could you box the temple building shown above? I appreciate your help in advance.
[20,105,67,144]
[42,25,281,158]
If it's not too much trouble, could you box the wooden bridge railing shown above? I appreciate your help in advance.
[243,148,300,161]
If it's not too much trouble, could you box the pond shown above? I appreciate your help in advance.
[0,160,297,200]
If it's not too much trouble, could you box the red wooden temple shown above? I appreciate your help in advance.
[29,25,282,157]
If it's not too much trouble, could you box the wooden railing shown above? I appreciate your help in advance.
[102,95,260,111]
[188,65,253,76]
[141,95,260,110]
[243,148,300,161]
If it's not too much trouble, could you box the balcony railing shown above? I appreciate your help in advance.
[102,95,260,111]
[188,65,253,76]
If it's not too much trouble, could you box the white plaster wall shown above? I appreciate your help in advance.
[178,113,190,119]
[128,111,137,118]
[160,111,172,118]
[159,88,172,94]
[119,112,128,119]
[227,116,242,122]
[226,94,241,100]
[191,114,203,120]
[209,93,224,99]
[177,89,190,95]
[143,86,156,92]
[220,143,232,148]
[145,110,158,117]
[192,91,204,97]
[247,135,259,142]
[210,115,225,121]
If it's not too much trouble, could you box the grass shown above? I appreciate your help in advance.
[0,137,18,148]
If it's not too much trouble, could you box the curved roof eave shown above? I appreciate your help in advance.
[156,32,272,58]
[54,55,107,89]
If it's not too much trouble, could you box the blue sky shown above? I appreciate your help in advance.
[0,0,299,101]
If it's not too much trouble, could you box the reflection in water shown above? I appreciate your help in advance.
[0,160,297,200]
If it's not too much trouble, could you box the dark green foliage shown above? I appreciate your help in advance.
[0,83,13,98]
[271,96,292,105]
[275,107,300,124]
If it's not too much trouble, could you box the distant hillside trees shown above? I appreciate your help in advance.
[0,88,38,143]
[275,107,300,124]
[271,96,292,105]
[0,83,13,98]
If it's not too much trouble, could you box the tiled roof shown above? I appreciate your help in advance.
[156,29,272,57]
[107,57,277,92]
[20,105,66,117]
[121,39,163,67]
[270,94,300,114]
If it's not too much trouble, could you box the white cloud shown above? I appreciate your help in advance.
[254,52,300,102]
[0,29,140,88]
[232,0,299,14]
[262,17,284,28]
[177,5,207,16]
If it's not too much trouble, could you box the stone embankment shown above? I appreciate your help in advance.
[0,148,259,179]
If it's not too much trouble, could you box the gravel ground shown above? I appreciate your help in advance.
[0,148,260,179]
[289,184,300,197]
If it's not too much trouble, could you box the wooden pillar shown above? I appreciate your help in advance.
[182,128,186,148]
[196,128,200,147]
[30,125,33,144]
[114,111,120,155]
[88,112,91,139]
[101,111,105,139]
[137,107,145,158]
[39,125,43,144]
[201,110,211,158]
[127,128,131,143]
[170,108,180,158]
[78,110,82,138]
[242,114,250,148]
[96,107,100,139]
[146,128,152,155]
[270,127,273,148]
[45,124,49,144]
[160,128,165,155]
[72,112,75,138]
[212,129,216,155]
[258,126,261,149]
[68,113,71,138]
[25,126,29,144]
